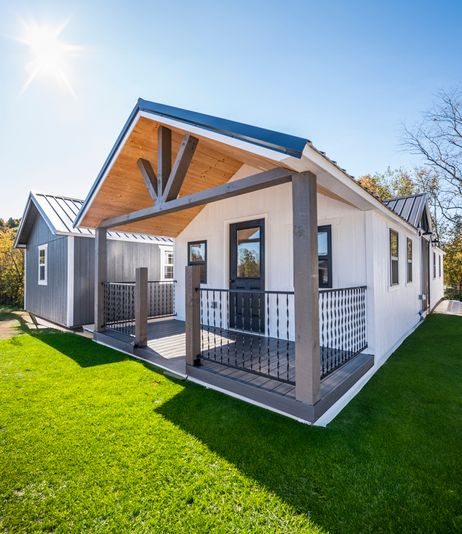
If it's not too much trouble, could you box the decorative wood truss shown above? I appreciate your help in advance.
[101,123,293,230]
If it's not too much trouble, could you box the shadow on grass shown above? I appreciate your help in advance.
[31,330,129,367]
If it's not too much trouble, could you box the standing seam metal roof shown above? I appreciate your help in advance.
[17,192,173,245]
[383,193,429,229]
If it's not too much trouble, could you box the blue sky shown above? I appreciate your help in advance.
[0,0,461,218]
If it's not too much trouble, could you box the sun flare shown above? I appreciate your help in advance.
[17,19,83,96]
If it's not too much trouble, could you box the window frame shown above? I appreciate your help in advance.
[318,225,332,289]
[406,237,413,284]
[161,248,174,280]
[433,251,436,279]
[389,229,399,286]
[188,240,207,284]
[38,244,48,286]
[438,254,442,278]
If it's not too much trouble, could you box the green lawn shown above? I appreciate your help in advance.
[0,314,461,533]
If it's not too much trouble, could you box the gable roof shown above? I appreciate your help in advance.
[383,193,432,231]
[14,192,173,247]
[74,98,427,236]
[73,99,310,233]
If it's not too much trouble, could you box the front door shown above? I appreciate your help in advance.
[229,219,265,332]
[421,237,430,312]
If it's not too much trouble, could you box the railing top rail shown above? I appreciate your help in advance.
[199,286,366,295]
[103,281,135,286]
[198,287,294,295]
[319,285,367,293]
[104,280,177,285]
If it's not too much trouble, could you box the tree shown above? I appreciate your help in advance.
[358,167,419,201]
[403,89,462,227]
[443,224,462,293]
[0,226,24,306]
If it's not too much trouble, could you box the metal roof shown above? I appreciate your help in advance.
[137,99,309,158]
[15,192,173,247]
[74,99,309,228]
[383,193,430,229]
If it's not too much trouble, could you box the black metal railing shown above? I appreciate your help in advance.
[148,281,175,318]
[103,282,136,336]
[319,286,367,378]
[197,285,367,384]
[199,288,295,384]
[103,280,176,337]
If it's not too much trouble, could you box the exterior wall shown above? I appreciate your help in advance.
[25,214,68,325]
[364,211,424,362]
[173,164,445,363]
[72,236,166,327]
[430,247,444,310]
[174,164,368,338]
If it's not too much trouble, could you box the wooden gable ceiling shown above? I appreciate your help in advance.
[80,116,283,236]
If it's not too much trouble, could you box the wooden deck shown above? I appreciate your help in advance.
[90,318,374,423]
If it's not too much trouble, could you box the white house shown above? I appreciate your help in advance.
[74,99,445,424]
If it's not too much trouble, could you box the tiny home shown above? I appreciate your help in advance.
[70,99,445,423]
[15,192,173,328]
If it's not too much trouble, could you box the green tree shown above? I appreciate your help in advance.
[0,226,24,306]
[443,225,462,293]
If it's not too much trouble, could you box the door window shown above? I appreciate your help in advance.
[236,227,261,278]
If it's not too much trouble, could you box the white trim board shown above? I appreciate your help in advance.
[66,236,75,327]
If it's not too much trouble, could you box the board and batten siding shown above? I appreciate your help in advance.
[25,214,68,325]
[72,236,162,326]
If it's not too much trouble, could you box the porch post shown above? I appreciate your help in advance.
[94,227,107,332]
[134,267,148,347]
[292,171,321,405]
[185,265,201,366]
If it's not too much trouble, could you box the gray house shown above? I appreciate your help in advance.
[15,192,173,328]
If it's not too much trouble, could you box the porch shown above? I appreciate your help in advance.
[90,317,373,423]
[89,282,373,423]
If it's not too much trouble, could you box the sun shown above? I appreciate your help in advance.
[17,19,82,96]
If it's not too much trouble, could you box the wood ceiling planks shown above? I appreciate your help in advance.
[80,116,281,236]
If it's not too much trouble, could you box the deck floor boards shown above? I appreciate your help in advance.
[95,318,373,417]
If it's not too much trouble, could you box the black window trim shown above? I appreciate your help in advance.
[318,224,332,289]
[188,240,207,284]
[389,229,399,286]
[406,237,413,284]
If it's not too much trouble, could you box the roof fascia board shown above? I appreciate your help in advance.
[74,107,301,230]
[74,102,141,228]
[14,193,58,247]
[301,144,419,234]
[138,110,292,163]
[137,99,307,157]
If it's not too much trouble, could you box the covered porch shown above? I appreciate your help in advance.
[88,316,373,423]
[76,99,376,423]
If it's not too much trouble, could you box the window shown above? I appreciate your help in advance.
[163,250,174,280]
[236,227,261,278]
[389,229,399,286]
[406,238,413,283]
[433,252,436,278]
[438,254,442,278]
[188,240,207,284]
[38,244,47,285]
[318,225,332,288]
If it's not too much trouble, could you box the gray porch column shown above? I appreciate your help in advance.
[94,227,107,332]
[292,172,321,405]
[134,267,148,347]
[185,265,201,366]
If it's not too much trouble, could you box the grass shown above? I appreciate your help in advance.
[0,314,461,533]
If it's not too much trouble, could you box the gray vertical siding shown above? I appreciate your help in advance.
[25,215,68,325]
[72,237,162,326]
